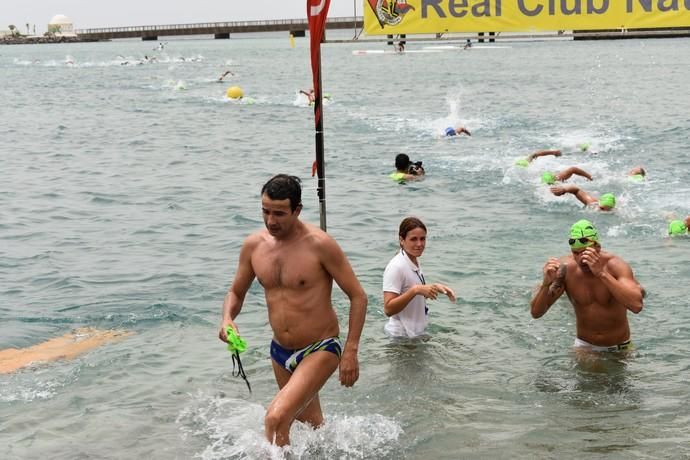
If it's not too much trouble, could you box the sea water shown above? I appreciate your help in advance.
[1,32,689,459]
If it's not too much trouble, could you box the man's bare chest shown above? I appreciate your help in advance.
[566,272,612,307]
[252,246,322,289]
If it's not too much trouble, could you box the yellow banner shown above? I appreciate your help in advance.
[364,0,690,35]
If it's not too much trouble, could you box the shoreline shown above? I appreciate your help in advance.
[1,36,104,45]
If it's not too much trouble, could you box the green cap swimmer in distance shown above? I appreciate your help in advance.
[225,326,251,392]
[598,193,616,210]
[569,219,599,249]
[515,158,529,167]
[629,174,645,182]
[541,171,556,185]
[668,220,688,236]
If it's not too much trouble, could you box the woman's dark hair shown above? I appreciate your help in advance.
[399,216,427,240]
[261,174,302,211]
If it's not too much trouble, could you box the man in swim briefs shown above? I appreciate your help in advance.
[530,220,645,352]
[218,174,367,447]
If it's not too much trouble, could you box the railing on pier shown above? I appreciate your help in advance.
[75,17,363,41]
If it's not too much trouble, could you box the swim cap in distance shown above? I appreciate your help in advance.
[445,127,456,136]
[630,174,645,182]
[569,219,599,248]
[515,158,529,167]
[541,171,556,185]
[668,220,688,236]
[599,193,616,209]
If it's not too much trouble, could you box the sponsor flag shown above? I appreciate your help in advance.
[307,0,331,230]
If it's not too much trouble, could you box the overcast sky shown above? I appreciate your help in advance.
[2,1,360,33]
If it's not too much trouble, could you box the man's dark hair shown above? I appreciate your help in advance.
[261,174,302,211]
[395,153,411,172]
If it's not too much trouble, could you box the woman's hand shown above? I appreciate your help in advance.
[416,283,456,302]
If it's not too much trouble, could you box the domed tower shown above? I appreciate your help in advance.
[48,14,76,37]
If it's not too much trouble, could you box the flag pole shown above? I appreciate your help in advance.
[314,60,327,231]
[308,0,331,232]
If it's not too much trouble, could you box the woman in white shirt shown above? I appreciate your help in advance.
[382,217,457,337]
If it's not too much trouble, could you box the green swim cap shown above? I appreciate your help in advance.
[226,327,247,353]
[569,219,599,248]
[668,220,688,236]
[541,171,556,185]
[579,143,590,152]
[515,158,529,167]
[598,193,616,209]
[629,174,645,182]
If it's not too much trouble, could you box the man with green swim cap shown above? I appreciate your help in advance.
[550,184,616,211]
[530,219,645,352]
[668,216,690,236]
[540,166,593,185]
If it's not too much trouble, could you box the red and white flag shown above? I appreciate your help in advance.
[307,0,331,125]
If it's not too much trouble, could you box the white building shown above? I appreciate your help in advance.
[48,14,76,37]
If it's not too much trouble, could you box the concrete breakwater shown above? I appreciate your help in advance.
[1,36,101,45]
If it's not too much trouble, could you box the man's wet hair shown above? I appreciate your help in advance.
[261,174,302,211]
[395,153,411,171]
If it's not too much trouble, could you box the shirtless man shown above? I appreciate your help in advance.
[550,184,616,211]
[530,220,644,351]
[218,174,367,446]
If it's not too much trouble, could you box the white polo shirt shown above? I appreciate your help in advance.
[382,249,428,338]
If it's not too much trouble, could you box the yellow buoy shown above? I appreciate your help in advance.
[226,86,244,99]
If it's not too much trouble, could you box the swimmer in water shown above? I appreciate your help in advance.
[444,126,471,137]
[550,185,616,211]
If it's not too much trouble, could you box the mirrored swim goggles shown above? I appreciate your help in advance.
[568,237,596,249]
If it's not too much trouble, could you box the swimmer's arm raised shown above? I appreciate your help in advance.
[530,258,566,318]
[570,167,593,181]
[550,185,597,206]
[527,149,561,162]
[596,258,644,314]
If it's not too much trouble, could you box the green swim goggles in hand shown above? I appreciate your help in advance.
[226,327,247,353]
[226,327,251,393]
